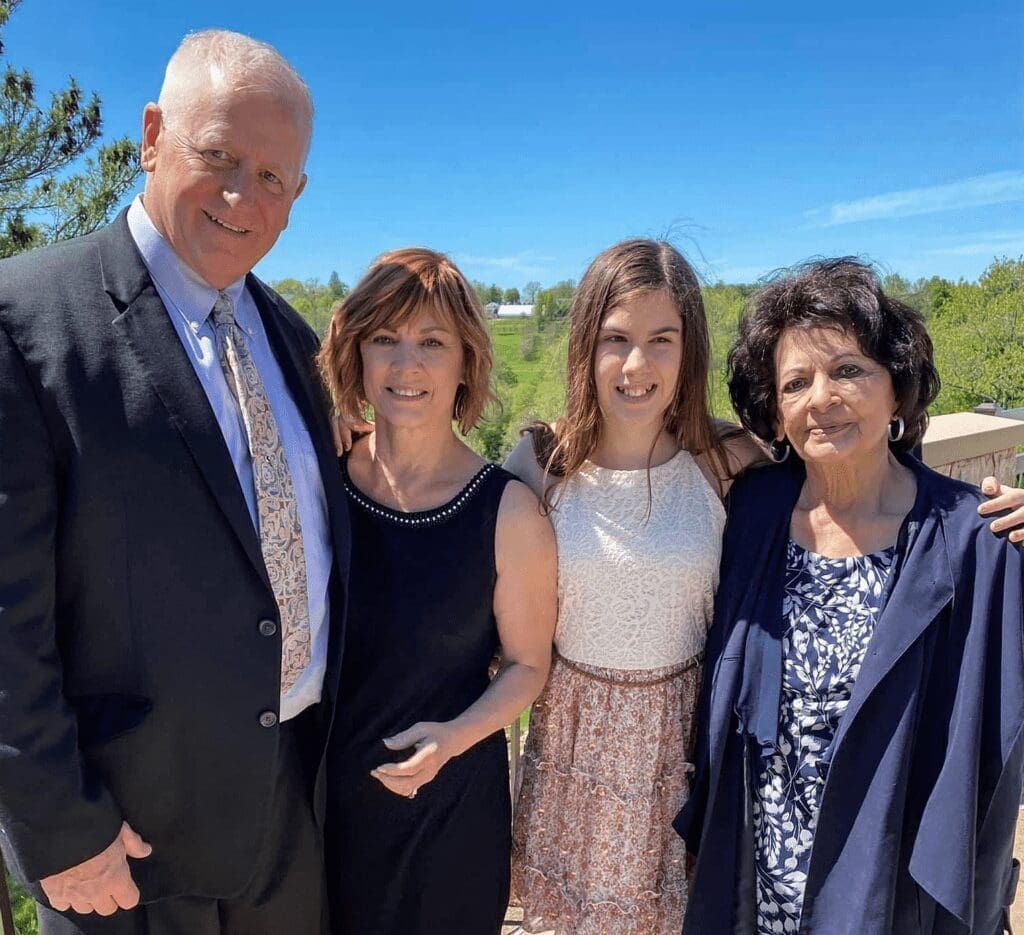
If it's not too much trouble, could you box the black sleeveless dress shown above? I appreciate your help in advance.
[325,458,514,935]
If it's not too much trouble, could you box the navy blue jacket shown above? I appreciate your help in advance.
[675,454,1024,934]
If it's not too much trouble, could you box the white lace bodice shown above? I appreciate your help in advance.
[550,449,726,670]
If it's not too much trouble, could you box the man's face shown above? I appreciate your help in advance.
[140,79,309,290]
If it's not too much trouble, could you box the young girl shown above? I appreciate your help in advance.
[505,239,758,934]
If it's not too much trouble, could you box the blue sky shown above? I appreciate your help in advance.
[5,0,1022,289]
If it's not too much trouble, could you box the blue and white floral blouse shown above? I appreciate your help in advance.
[752,539,895,934]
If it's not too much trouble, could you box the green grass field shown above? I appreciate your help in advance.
[468,318,570,461]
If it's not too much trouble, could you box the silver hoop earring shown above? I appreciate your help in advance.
[768,438,791,463]
[887,416,905,443]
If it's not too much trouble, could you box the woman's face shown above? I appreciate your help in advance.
[360,309,465,431]
[773,326,897,466]
[592,289,683,435]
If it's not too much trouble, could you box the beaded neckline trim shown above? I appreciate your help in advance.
[341,460,497,527]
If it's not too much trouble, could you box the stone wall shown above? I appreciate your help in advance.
[929,447,1020,487]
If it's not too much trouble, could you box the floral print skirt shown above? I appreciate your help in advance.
[510,652,702,935]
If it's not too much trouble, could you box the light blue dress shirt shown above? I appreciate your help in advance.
[127,196,331,721]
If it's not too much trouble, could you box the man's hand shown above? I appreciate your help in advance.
[40,821,152,916]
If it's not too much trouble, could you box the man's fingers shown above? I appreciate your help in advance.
[69,897,96,915]
[980,475,1000,496]
[47,895,72,912]
[92,894,120,917]
[111,876,142,911]
[120,822,152,859]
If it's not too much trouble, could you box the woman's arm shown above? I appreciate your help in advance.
[371,479,558,797]
[694,420,767,499]
[502,430,549,500]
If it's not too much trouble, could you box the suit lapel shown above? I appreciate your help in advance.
[99,216,269,586]
[828,488,954,760]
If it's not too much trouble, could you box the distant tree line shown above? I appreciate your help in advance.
[270,271,348,336]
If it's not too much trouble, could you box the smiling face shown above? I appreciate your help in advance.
[359,310,466,431]
[593,289,683,435]
[140,78,309,290]
[774,326,898,466]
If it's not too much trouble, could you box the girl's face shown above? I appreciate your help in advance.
[592,289,683,436]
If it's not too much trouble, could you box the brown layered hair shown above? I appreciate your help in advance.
[317,248,495,434]
[528,238,733,508]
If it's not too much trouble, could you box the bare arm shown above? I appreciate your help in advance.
[502,431,549,500]
[371,480,557,796]
[693,420,767,499]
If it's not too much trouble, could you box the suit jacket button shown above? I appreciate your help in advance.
[259,711,278,728]
[258,619,278,637]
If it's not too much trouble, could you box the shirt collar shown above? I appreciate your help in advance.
[126,196,250,332]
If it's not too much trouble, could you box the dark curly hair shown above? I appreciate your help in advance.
[727,258,939,454]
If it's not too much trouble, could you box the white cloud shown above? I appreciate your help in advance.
[922,229,1024,257]
[806,171,1024,227]
[456,251,555,279]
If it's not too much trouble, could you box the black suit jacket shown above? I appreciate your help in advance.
[0,210,350,900]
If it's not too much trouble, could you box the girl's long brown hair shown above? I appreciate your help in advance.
[528,238,734,510]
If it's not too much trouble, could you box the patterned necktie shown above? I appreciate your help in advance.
[211,292,311,695]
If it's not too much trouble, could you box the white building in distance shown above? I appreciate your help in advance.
[484,303,534,319]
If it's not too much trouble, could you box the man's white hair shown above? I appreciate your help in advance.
[157,29,313,142]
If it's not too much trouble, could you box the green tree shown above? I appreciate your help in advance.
[503,286,521,304]
[523,281,541,303]
[929,258,1024,413]
[470,280,489,306]
[271,277,339,336]
[327,270,348,300]
[0,0,140,257]
[534,280,575,326]
[486,283,503,304]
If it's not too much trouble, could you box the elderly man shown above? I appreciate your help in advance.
[0,30,348,934]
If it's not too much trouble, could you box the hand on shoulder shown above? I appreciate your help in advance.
[502,425,557,501]
[695,421,768,497]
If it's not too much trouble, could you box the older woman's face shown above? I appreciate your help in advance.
[774,327,897,466]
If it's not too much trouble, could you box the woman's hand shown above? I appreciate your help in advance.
[331,412,375,454]
[370,721,463,798]
[978,476,1024,544]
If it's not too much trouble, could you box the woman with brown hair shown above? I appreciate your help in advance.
[505,239,760,934]
[317,248,557,935]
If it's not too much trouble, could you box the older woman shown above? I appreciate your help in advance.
[677,258,1024,935]
[316,248,557,935]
